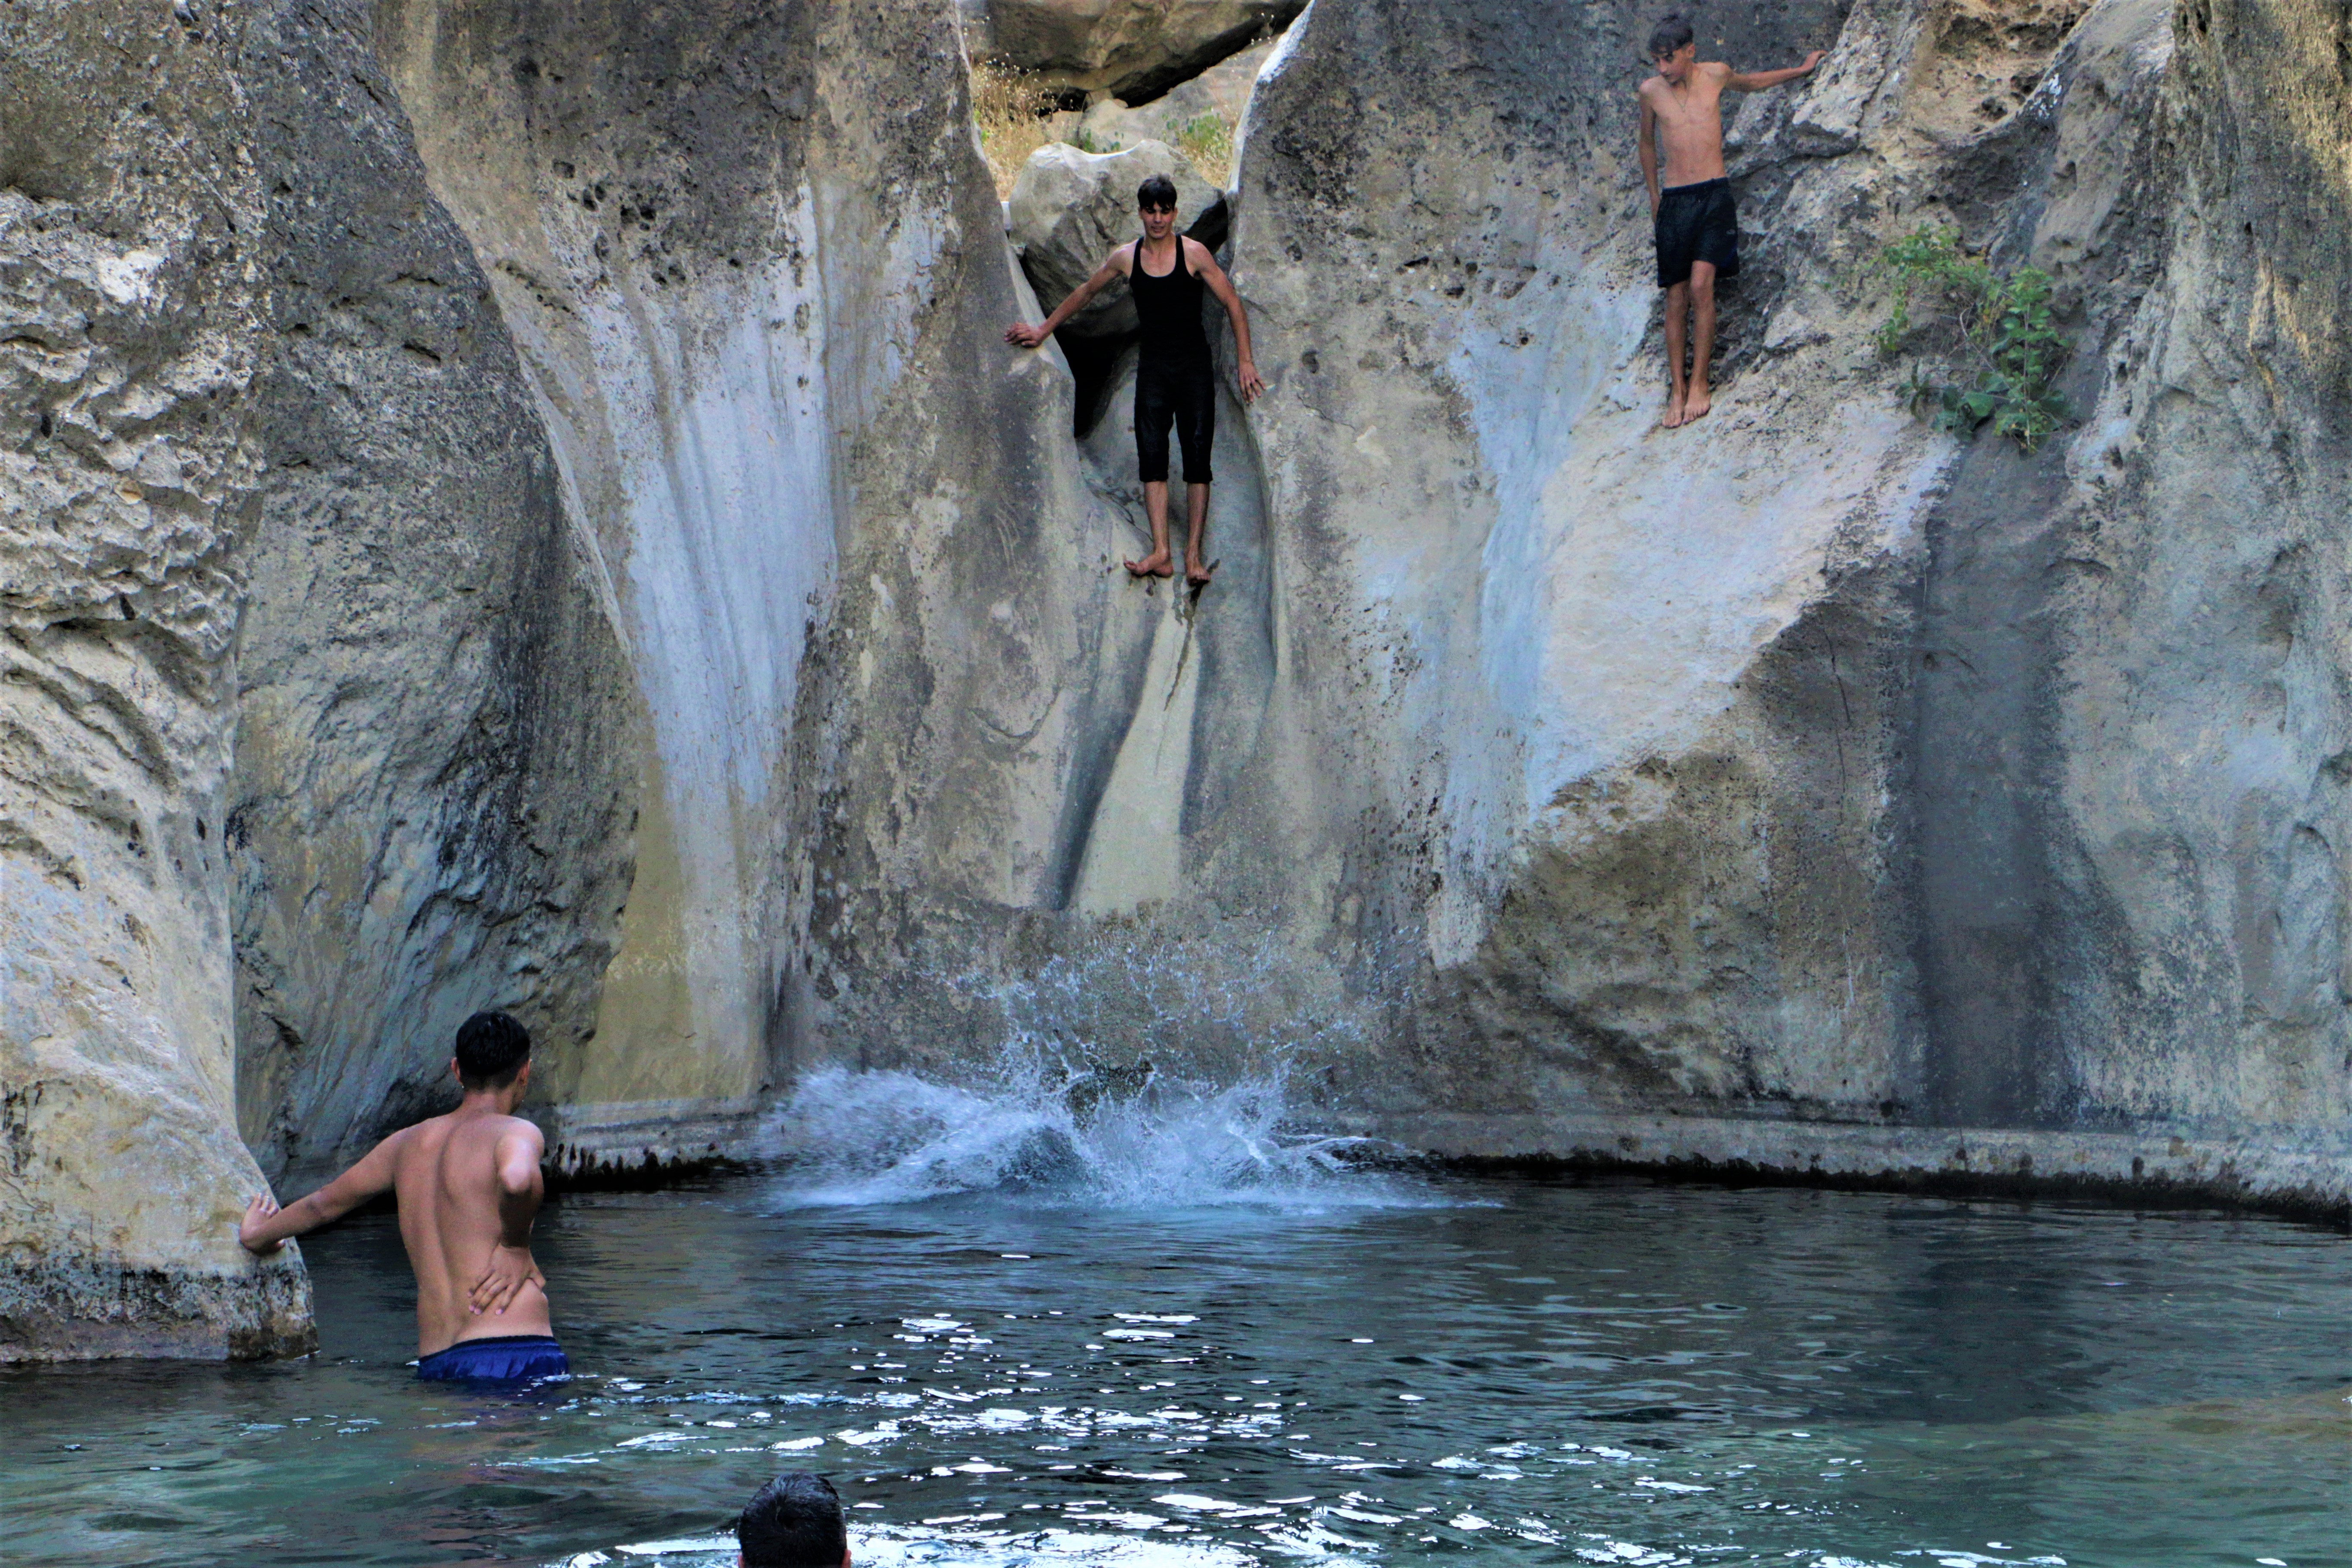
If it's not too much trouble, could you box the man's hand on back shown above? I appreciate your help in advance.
[469,1244,546,1317]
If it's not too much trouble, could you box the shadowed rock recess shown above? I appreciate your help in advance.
[1,0,2342,1357]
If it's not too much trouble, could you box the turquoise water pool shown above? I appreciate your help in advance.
[3,1111,2344,1568]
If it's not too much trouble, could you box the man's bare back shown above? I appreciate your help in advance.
[239,1011,557,1368]
[386,1105,550,1353]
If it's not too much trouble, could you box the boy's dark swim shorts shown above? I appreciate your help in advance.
[416,1335,569,1385]
[1654,178,1740,288]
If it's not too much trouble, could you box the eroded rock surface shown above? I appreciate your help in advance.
[231,0,640,1188]
[1,0,311,1359]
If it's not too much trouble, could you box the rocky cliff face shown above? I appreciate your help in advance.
[3,0,2343,1357]
[810,0,2346,1204]
[230,0,639,1187]
[3,0,308,1357]
[1207,0,2345,1196]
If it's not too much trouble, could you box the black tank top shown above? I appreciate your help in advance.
[1130,237,1210,366]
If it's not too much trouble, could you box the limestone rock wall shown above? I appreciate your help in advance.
[364,0,1117,1166]
[1,0,311,1358]
[230,0,640,1187]
[3,0,644,1356]
[1226,0,2347,1184]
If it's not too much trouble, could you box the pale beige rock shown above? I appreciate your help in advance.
[1008,141,1225,338]
[371,0,1126,1163]
[1,0,311,1359]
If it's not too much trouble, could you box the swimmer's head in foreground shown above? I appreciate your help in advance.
[738,1472,850,1568]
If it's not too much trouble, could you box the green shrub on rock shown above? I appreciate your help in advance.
[1874,227,2070,452]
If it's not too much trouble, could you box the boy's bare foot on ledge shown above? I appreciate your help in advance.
[1185,556,1217,587]
[1125,548,1174,578]
[1681,383,1712,424]
[1662,392,1686,429]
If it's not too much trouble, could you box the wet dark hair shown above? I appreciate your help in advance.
[453,1010,530,1088]
[1136,173,1178,212]
[738,1472,846,1568]
[1648,12,1694,58]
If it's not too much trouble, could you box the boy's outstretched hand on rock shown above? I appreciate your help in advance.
[239,1193,285,1255]
[1005,321,1048,348]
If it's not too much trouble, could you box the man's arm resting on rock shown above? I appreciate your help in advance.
[239,1135,401,1254]
[1191,243,1265,402]
[1006,248,1127,346]
[1727,51,1825,92]
[469,1121,548,1317]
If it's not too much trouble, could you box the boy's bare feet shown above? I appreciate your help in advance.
[1681,383,1712,423]
[1663,392,1687,429]
[1185,556,1217,587]
[1125,548,1175,578]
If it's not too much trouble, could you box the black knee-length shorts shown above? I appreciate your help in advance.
[1135,357,1215,485]
[1654,177,1741,288]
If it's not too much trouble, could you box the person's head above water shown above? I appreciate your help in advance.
[452,1009,531,1095]
[1648,12,1696,77]
[1137,172,1179,242]
[738,1472,850,1568]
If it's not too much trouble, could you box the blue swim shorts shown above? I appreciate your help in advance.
[416,1334,570,1386]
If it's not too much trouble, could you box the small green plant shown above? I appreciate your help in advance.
[1174,111,1234,186]
[1067,127,1121,154]
[1873,227,2070,451]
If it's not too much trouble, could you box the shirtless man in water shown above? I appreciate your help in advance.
[1006,173,1263,586]
[238,1010,566,1385]
[1637,14,1824,427]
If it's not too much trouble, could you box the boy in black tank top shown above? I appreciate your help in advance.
[1008,174,1264,586]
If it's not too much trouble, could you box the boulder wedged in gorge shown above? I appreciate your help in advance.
[3,0,2346,1357]
[1076,34,1281,158]
[964,0,1305,102]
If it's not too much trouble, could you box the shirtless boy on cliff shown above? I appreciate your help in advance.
[238,1010,566,1385]
[1638,14,1824,428]
[1006,174,1264,586]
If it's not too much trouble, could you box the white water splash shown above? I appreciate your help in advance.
[761,1054,1427,1212]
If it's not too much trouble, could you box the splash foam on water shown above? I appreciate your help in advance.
[762,1054,1429,1212]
